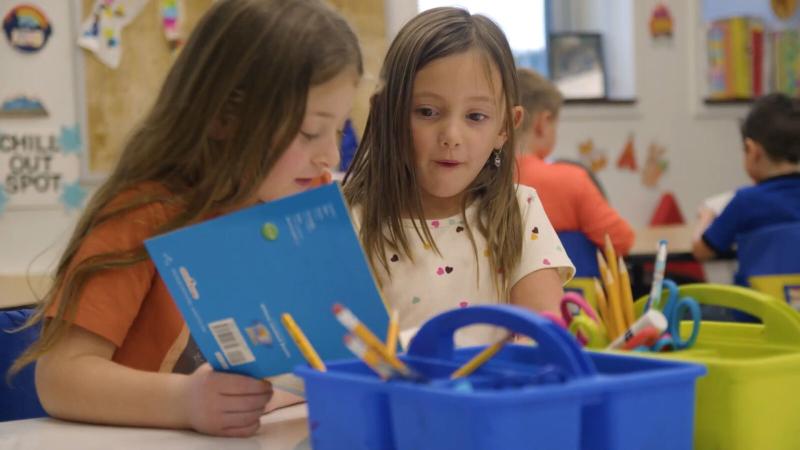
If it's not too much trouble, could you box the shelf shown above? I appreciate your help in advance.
[564,98,638,105]
[703,98,754,105]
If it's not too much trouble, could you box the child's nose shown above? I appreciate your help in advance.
[439,119,462,148]
[314,132,340,170]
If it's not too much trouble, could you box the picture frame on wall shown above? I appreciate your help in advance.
[548,32,608,100]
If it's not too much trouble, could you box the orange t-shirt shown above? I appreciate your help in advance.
[517,155,635,255]
[47,183,203,373]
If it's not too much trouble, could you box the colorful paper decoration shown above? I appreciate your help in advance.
[641,142,668,188]
[771,0,798,20]
[78,0,147,69]
[649,4,673,39]
[649,192,685,226]
[577,139,607,173]
[616,135,638,171]
[60,181,87,211]
[2,4,52,53]
[0,95,48,118]
[160,0,183,51]
[58,124,82,155]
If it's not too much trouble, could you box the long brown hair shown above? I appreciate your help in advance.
[10,0,362,377]
[343,7,521,297]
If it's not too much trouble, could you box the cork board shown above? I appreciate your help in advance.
[81,0,214,176]
[328,0,387,137]
[81,0,385,177]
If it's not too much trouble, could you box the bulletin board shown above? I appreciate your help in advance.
[79,0,384,179]
[80,0,213,178]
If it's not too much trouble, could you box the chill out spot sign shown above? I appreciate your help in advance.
[0,130,80,208]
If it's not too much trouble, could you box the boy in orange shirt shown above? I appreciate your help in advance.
[516,68,634,254]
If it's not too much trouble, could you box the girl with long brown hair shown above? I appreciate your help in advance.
[343,7,573,345]
[10,0,361,437]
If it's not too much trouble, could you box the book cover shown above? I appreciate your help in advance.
[144,183,389,381]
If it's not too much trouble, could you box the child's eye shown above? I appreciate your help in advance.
[300,130,320,140]
[415,107,438,118]
[467,112,488,122]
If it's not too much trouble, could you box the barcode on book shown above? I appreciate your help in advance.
[208,318,256,367]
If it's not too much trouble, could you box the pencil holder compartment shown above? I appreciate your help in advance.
[632,283,800,450]
[297,304,705,450]
[386,305,596,450]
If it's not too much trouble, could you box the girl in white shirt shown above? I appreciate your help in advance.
[343,7,574,345]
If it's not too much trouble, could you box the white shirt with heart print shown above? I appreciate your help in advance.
[351,184,575,347]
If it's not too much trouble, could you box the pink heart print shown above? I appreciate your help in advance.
[436,267,445,275]
[543,258,551,265]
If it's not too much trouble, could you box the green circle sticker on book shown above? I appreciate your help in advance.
[261,223,279,241]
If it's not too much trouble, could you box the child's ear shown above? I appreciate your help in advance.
[533,110,554,137]
[496,106,524,148]
[744,138,764,162]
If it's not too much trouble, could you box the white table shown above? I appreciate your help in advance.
[0,404,311,450]
[0,275,51,309]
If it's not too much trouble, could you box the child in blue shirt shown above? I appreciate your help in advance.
[693,93,800,261]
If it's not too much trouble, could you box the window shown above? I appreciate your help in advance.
[417,0,549,75]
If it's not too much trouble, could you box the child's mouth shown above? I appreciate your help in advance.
[435,160,460,168]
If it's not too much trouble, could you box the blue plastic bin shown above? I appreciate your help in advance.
[296,305,705,450]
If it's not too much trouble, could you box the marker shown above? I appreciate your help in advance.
[281,313,326,371]
[332,303,414,377]
[343,334,396,379]
[606,309,668,350]
[451,333,511,379]
[644,240,668,312]
[621,326,662,351]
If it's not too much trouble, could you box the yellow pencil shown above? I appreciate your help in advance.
[598,249,626,332]
[450,333,511,379]
[343,334,396,379]
[332,303,414,377]
[593,277,612,341]
[618,256,636,326]
[603,269,627,339]
[596,251,621,335]
[386,309,399,354]
[281,313,326,372]
[604,234,621,287]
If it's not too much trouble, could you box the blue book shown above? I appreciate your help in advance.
[144,183,388,382]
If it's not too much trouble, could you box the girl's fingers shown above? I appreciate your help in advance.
[214,373,273,396]
[221,410,264,433]
[219,392,273,413]
[221,420,261,438]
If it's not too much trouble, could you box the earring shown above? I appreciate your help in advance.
[493,149,501,168]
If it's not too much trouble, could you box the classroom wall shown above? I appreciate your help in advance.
[554,0,750,227]
[0,0,81,276]
[0,0,791,277]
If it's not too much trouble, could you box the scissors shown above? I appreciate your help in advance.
[557,292,608,348]
[651,279,701,351]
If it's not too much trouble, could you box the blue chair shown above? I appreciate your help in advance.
[0,308,46,421]
[558,231,601,310]
[736,222,800,311]
[339,119,358,172]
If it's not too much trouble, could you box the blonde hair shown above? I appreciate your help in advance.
[517,67,563,134]
[343,7,521,297]
[10,0,362,378]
